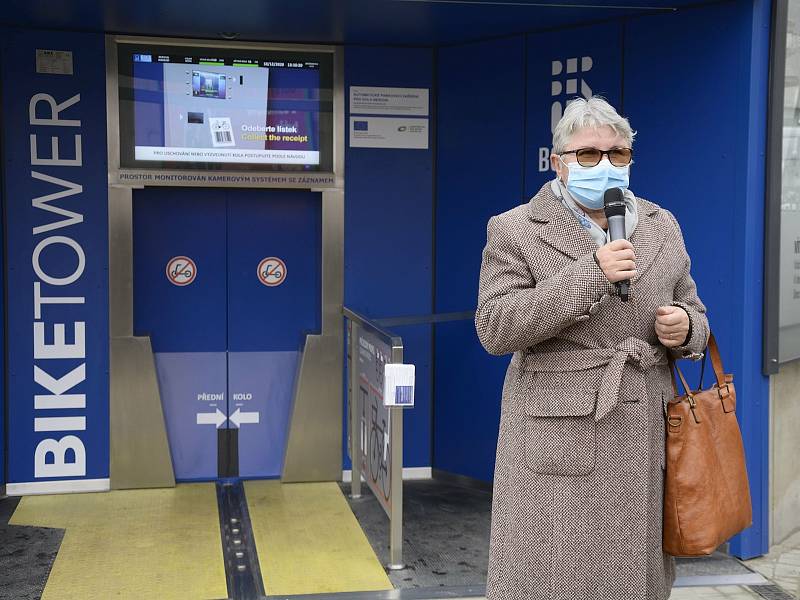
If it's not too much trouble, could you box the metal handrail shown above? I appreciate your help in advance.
[342,306,403,348]
[373,310,475,328]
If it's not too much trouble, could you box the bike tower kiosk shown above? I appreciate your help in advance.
[105,37,344,487]
[0,0,778,597]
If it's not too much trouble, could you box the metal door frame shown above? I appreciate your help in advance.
[105,35,345,486]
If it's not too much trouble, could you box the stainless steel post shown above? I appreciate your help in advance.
[349,319,362,499]
[387,342,405,571]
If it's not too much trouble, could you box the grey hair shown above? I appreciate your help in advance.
[552,96,636,154]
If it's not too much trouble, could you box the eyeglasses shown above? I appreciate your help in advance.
[559,147,633,167]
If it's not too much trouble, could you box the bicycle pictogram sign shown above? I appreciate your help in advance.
[166,256,197,286]
[257,257,287,287]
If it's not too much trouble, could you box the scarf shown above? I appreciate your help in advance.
[550,177,639,248]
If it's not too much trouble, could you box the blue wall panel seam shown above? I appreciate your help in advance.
[521,35,529,202]
[0,30,6,487]
[727,0,771,558]
[431,45,439,470]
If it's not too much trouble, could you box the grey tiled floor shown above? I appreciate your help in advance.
[448,587,779,599]
[343,479,773,588]
[445,588,764,600]
[669,587,763,599]
[743,529,800,598]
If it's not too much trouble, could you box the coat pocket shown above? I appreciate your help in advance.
[521,388,599,476]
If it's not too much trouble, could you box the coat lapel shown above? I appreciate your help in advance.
[628,201,668,283]
[528,183,597,260]
[527,182,669,279]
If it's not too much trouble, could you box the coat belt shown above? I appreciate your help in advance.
[522,337,668,421]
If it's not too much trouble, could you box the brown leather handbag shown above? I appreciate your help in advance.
[663,332,753,556]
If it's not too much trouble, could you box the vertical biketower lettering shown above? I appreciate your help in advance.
[29,92,88,478]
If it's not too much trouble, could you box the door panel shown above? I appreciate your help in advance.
[226,190,321,478]
[132,188,321,480]
[133,188,227,352]
[133,188,228,480]
[226,190,321,352]
[154,352,227,479]
[228,351,300,477]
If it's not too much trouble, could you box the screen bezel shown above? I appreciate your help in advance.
[115,39,335,175]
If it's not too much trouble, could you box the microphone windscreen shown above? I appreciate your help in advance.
[603,188,626,218]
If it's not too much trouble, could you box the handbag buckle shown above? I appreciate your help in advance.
[667,415,682,428]
[717,384,731,399]
[686,394,701,424]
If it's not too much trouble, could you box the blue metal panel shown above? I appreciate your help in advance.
[524,22,623,198]
[154,352,225,480]
[133,187,227,480]
[226,189,320,479]
[229,351,299,478]
[434,36,525,481]
[226,190,321,352]
[1,29,109,487]
[343,45,434,470]
[0,0,704,47]
[623,0,771,557]
[133,187,227,352]
[433,321,502,481]
[0,128,4,487]
[135,188,319,480]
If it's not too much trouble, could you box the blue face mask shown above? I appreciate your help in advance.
[559,157,630,210]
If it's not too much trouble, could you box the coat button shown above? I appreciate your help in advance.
[573,314,591,323]
[588,302,601,315]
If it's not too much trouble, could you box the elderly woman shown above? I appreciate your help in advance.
[475,96,709,600]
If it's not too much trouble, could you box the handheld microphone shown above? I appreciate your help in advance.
[603,187,629,302]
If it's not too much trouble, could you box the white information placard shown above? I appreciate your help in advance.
[349,86,429,116]
[349,117,428,149]
[383,364,415,408]
[35,49,73,75]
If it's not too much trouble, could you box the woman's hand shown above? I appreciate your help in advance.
[595,239,637,283]
[655,305,690,347]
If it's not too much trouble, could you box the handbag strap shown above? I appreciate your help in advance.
[668,330,726,397]
[669,359,694,397]
[697,350,707,391]
[706,332,726,388]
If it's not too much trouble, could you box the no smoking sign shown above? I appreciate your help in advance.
[166,256,197,286]
[257,257,287,287]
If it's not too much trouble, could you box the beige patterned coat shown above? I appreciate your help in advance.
[475,181,710,600]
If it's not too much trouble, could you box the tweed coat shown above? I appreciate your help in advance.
[475,180,710,600]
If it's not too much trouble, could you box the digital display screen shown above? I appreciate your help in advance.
[117,44,334,172]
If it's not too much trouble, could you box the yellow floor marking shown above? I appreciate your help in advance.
[10,483,227,600]
[245,480,393,595]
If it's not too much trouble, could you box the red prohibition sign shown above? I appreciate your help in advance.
[257,257,287,287]
[166,256,197,286]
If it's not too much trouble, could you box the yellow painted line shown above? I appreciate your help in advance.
[245,480,393,595]
[10,483,227,600]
